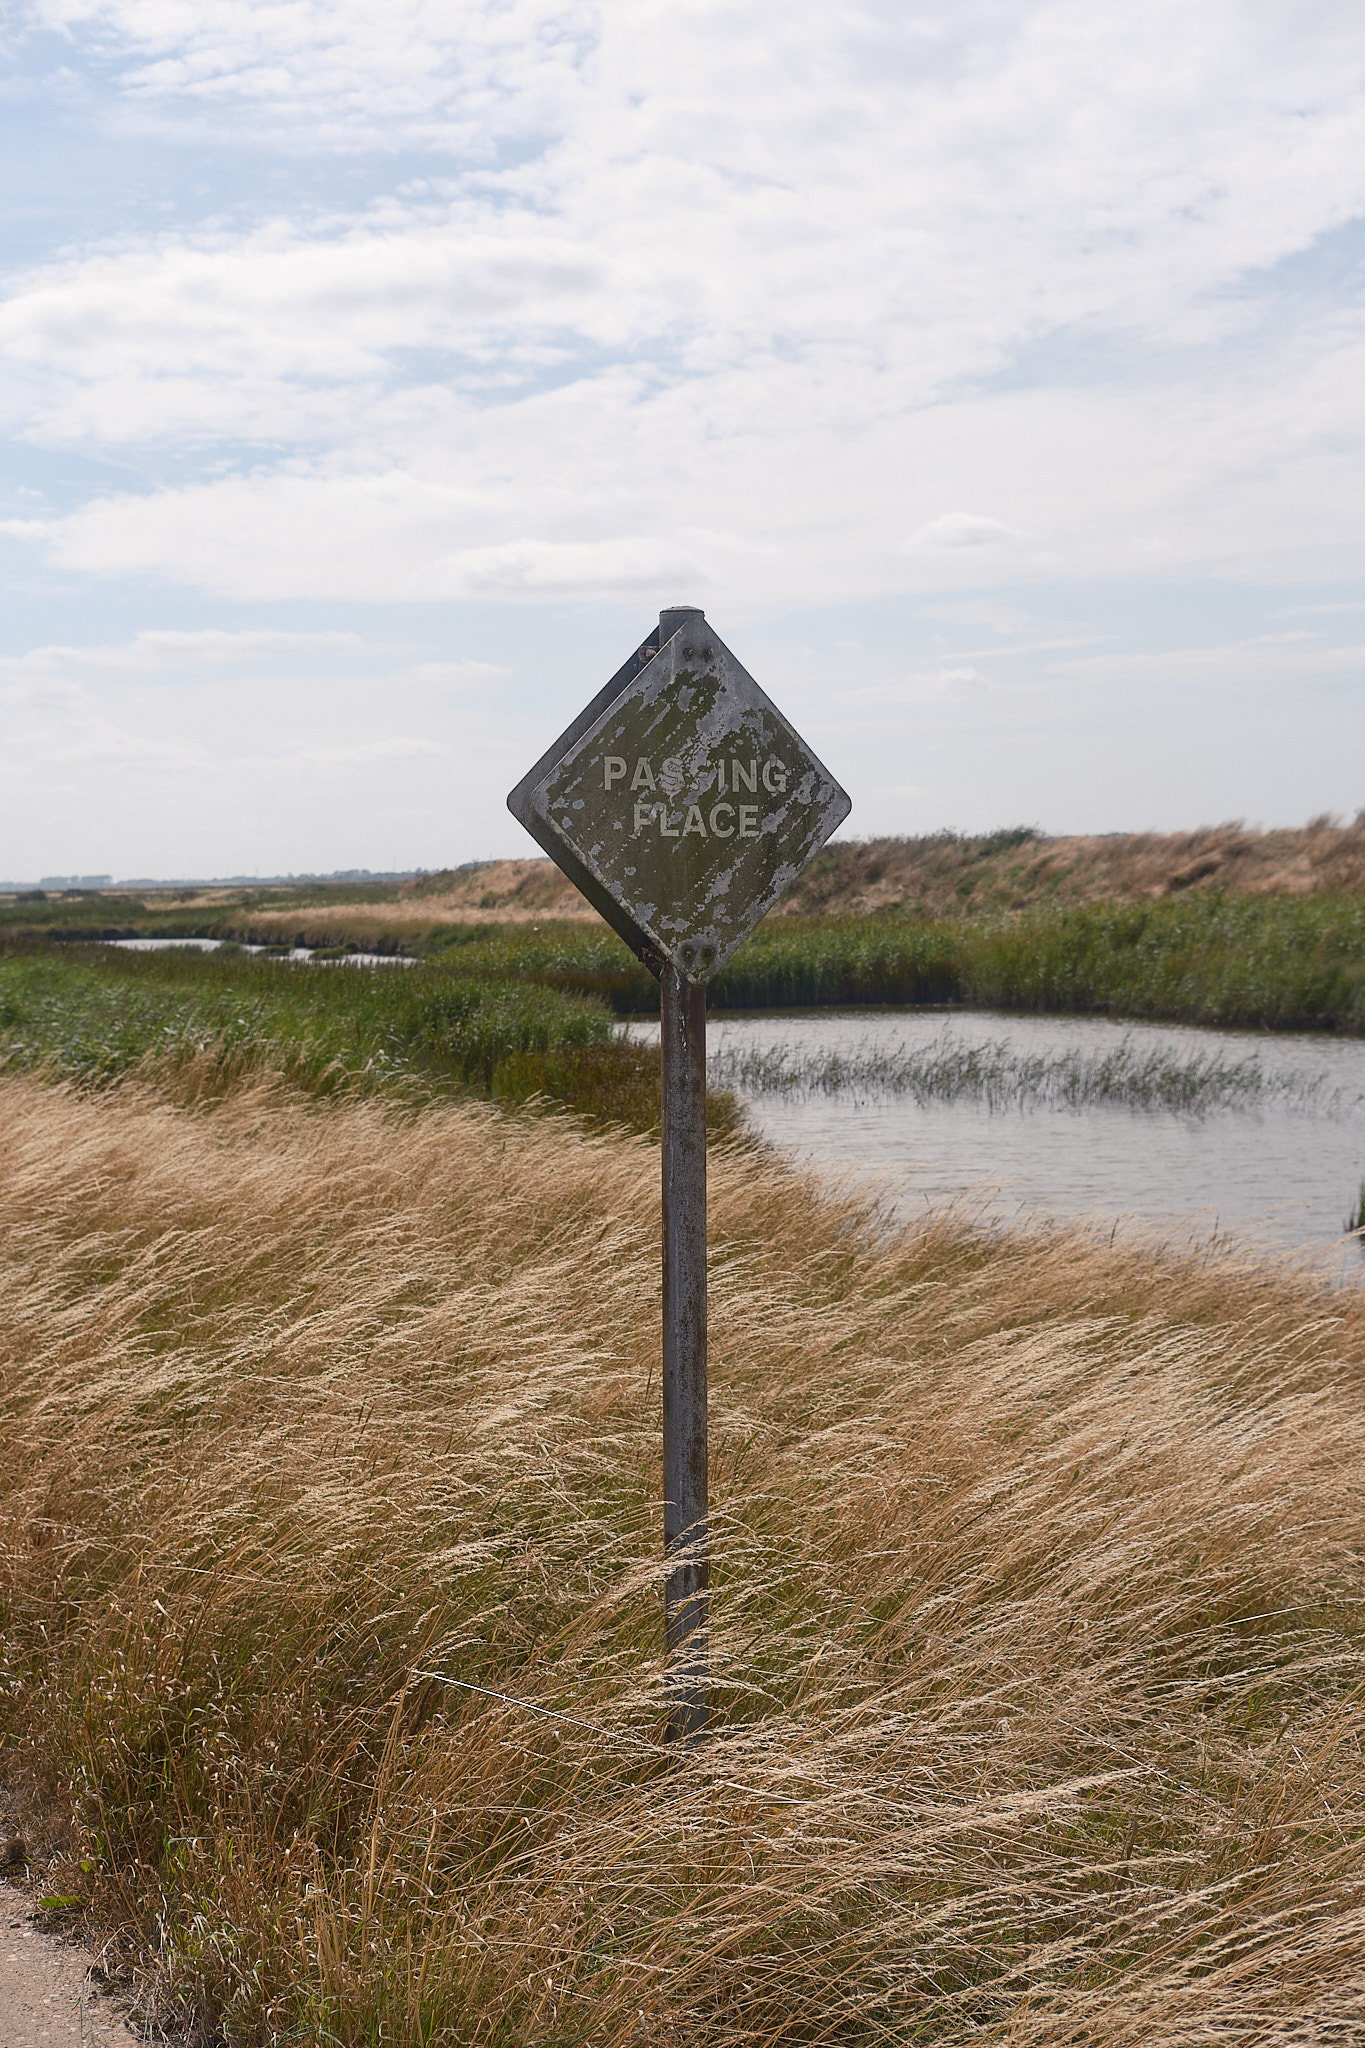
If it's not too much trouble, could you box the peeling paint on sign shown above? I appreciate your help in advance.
[507,610,851,979]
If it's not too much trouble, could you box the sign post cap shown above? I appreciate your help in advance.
[659,605,705,639]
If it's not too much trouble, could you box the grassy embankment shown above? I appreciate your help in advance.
[184,815,1365,932]
[781,816,1365,915]
[1,1070,1364,2042]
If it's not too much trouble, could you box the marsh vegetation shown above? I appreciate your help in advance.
[213,891,1364,1035]
[0,940,668,1131]
[2,892,1365,2036]
[376,892,1365,1034]
[704,1024,1355,1114]
[2,1070,1364,2041]
[8,822,1365,1040]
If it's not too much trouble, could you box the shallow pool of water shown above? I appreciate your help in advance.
[630,1008,1365,1278]
[106,938,409,966]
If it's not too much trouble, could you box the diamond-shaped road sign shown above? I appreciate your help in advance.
[507,607,851,980]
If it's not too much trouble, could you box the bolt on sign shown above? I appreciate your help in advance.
[509,608,850,1739]
[507,607,851,978]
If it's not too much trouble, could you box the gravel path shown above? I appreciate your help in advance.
[2,1880,141,2047]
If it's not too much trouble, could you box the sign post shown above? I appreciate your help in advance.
[508,606,850,1735]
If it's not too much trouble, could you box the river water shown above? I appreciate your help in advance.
[630,1009,1365,1279]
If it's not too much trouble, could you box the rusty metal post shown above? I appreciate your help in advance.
[660,958,709,1738]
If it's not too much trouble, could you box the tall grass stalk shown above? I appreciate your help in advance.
[3,1069,1365,2041]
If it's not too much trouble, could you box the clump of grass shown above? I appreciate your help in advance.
[710,1028,1355,1116]
[1345,1180,1365,1242]
[0,941,756,1139]
[0,941,746,1139]
[420,915,965,1011]
[492,1038,744,1139]
[2,1070,1365,2041]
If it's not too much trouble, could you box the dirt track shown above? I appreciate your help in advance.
[1,1881,140,2047]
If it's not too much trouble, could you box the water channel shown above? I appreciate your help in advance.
[109,937,409,966]
[630,1008,1365,1281]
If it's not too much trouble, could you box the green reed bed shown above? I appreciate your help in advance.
[709,1029,1355,1115]
[959,892,1365,1031]
[7,885,1365,1127]
[0,942,616,1103]
[426,915,963,1011]
[11,886,1365,1033]
[429,893,1365,1034]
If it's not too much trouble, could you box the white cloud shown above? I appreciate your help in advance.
[1,3,1362,612]
[25,0,597,150]
[6,4,1365,452]
[0,626,375,691]
[28,466,705,599]
[24,322,1365,604]
[903,515,1029,554]
[0,216,611,444]
[450,535,700,595]
[3,0,1365,868]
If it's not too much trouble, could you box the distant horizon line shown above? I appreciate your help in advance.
[0,868,440,892]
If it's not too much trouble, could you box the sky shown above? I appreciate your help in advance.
[2,0,1364,880]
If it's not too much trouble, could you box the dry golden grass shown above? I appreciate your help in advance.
[786,817,1365,917]
[233,860,602,943]
[2,1069,1365,2043]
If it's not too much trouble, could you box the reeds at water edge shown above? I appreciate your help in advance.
[3,1065,1365,2043]
[705,1027,1359,1116]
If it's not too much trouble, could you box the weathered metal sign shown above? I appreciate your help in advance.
[507,607,851,979]
[508,607,851,1738]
